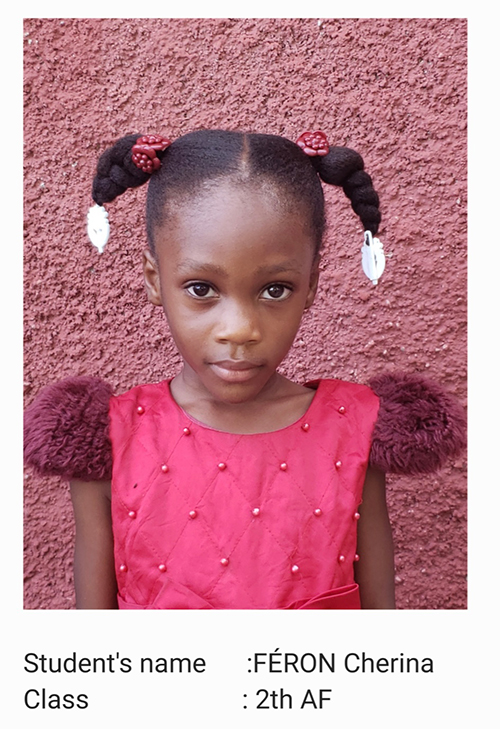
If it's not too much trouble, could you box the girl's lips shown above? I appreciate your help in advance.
[209,361,262,383]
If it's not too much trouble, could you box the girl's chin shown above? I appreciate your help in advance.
[206,373,278,406]
[209,379,268,405]
[179,364,281,404]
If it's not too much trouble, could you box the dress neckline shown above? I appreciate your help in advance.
[162,378,326,436]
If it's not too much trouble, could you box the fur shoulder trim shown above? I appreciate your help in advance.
[368,372,467,475]
[24,377,113,481]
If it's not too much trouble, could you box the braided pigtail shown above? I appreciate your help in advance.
[88,133,171,253]
[295,131,384,283]
[92,134,172,205]
[311,147,381,235]
[92,134,149,205]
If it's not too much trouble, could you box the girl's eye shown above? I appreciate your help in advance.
[186,283,217,298]
[261,284,292,301]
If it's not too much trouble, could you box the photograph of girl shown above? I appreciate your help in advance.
[23,18,467,610]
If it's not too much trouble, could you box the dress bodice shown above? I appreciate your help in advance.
[109,379,380,609]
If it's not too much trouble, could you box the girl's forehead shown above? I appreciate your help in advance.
[155,183,316,263]
[176,179,293,223]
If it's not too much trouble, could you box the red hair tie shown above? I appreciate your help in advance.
[131,134,172,173]
[296,130,329,157]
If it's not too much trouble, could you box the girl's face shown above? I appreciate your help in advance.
[143,182,319,404]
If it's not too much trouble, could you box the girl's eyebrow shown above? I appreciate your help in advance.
[256,261,303,275]
[175,260,304,276]
[175,259,228,277]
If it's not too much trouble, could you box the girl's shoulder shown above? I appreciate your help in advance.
[367,372,467,475]
[23,378,170,481]
[314,373,466,475]
[24,376,114,481]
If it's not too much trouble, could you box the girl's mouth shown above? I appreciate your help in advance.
[209,360,263,383]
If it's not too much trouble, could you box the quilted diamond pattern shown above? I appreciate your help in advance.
[109,379,379,609]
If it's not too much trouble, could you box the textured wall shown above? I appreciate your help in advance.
[23,18,467,609]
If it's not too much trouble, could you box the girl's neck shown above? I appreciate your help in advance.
[169,368,316,434]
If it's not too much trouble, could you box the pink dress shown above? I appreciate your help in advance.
[109,379,380,610]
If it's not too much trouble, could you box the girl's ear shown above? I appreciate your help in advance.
[142,249,163,306]
[304,255,320,310]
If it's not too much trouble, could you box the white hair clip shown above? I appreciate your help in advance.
[361,230,385,285]
[87,204,110,254]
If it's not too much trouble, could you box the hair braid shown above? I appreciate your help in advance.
[92,134,157,206]
[312,147,381,235]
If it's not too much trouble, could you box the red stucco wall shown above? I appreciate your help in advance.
[23,18,467,609]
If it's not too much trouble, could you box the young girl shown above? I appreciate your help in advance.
[24,129,466,610]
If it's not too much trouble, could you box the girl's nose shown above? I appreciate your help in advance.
[215,301,262,345]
